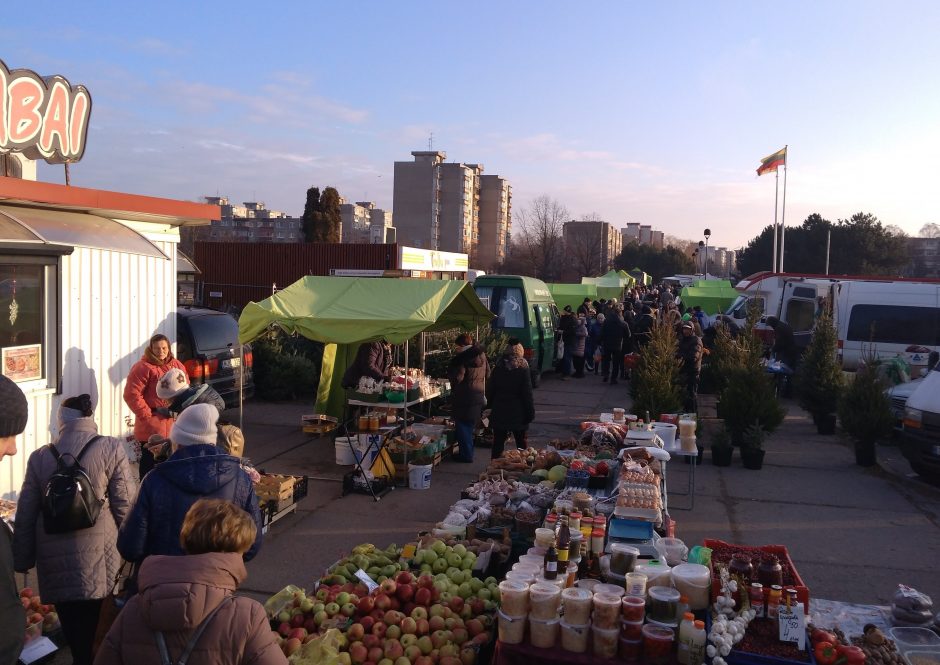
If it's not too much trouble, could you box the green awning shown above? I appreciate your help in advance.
[238,277,494,418]
[679,284,739,315]
[547,283,599,311]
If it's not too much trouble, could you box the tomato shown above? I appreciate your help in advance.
[812,630,838,645]
[837,645,866,665]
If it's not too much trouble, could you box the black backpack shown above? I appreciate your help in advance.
[42,435,105,534]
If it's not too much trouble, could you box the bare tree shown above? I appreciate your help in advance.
[919,223,940,238]
[885,224,908,237]
[514,195,568,281]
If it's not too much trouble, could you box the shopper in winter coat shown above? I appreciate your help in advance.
[124,334,186,479]
[601,307,632,385]
[13,394,137,665]
[633,306,655,348]
[157,367,226,417]
[117,404,262,563]
[486,340,535,459]
[677,322,704,413]
[0,376,29,665]
[341,340,392,389]
[96,499,286,665]
[557,306,577,379]
[448,334,489,463]
[586,314,604,374]
[572,315,588,378]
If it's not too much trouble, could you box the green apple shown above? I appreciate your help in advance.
[469,578,484,593]
[476,588,491,601]
[432,558,448,574]
[452,544,467,558]
[457,583,472,599]
[445,552,463,568]
[431,541,447,556]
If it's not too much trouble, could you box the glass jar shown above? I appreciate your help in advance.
[767,585,782,619]
[569,511,582,532]
[728,554,753,605]
[749,583,765,618]
[757,554,783,588]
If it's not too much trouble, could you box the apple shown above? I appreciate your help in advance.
[336,592,351,606]
[444,617,459,630]
[431,630,450,649]
[395,659,411,665]
[416,618,429,636]
[396,571,414,585]
[316,588,330,602]
[380,579,397,595]
[459,605,473,620]
[384,639,404,660]
[304,617,318,633]
[432,558,448,574]
[397,585,414,604]
[341,603,357,617]
[402,603,416,617]
[471,633,489,647]
[401,634,418,649]
[358,596,375,614]
[465,619,484,637]
[448,597,464,613]
[349,642,369,665]
[374,594,392,611]
[428,616,446,632]
[325,602,341,616]
[440,657,462,665]
[416,636,434,656]
[411,606,429,621]
[405,645,422,662]
[468,598,485,615]
[415,658,434,665]
[277,622,291,637]
[451,628,468,645]
[283,638,302,656]
[417,575,435,589]
[401,617,417,635]
[385,625,402,640]
[388,597,401,611]
[369,609,385,623]
[277,610,291,624]
[314,610,329,626]
[289,627,308,641]
[439,644,459,658]
[378,660,393,665]
[19,588,33,599]
[371,622,387,639]
[414,588,432,607]
[459,648,476,665]
[384,610,404,626]
[429,604,446,619]
[291,613,306,628]
[299,596,315,611]
[367,647,384,664]
[360,615,376,632]
[348,623,366,641]
[313,602,326,614]
[362,634,380,650]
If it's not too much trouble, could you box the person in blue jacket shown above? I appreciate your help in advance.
[117,403,262,563]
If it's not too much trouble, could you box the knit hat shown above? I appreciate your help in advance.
[0,375,28,437]
[563,305,573,313]
[170,403,219,447]
[157,367,190,400]
[682,313,692,321]
[682,321,694,330]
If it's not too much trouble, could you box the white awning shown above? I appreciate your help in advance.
[0,204,169,259]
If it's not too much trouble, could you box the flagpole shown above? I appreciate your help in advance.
[772,169,779,272]
[779,146,788,272]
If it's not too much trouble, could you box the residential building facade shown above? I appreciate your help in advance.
[563,220,623,276]
[478,175,512,270]
[438,162,482,254]
[392,151,445,250]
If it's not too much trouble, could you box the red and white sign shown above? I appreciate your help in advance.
[0,59,92,164]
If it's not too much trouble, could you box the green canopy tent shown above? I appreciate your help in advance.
[547,283,599,311]
[679,283,739,315]
[628,268,652,286]
[238,277,494,419]
[580,277,624,301]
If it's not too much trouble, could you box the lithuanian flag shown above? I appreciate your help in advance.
[757,147,787,176]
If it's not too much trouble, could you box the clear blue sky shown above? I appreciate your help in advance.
[4,1,939,247]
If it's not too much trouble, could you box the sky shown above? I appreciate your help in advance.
[4,1,940,248]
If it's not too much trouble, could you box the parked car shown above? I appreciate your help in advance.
[887,378,924,431]
[900,367,940,483]
[176,306,254,408]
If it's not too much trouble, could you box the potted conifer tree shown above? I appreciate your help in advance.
[710,424,734,467]
[796,308,843,434]
[630,320,683,420]
[739,421,766,470]
[838,349,893,467]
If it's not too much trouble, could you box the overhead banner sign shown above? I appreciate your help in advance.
[0,59,92,164]
[399,246,469,272]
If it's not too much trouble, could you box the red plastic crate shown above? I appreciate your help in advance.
[703,539,810,614]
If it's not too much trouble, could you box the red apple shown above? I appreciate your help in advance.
[384,639,404,660]
[19,588,33,599]
[371,622,387,639]
[290,613,306,628]
[465,619,484,637]
[288,627,308,641]
[358,596,375,614]
[471,633,489,647]
[304,617,318,633]
[448,597,464,613]
[468,599,484,616]
[367,647,384,664]
[395,571,414,585]
[384,610,404,626]
[348,623,366,641]
[405,645,422,662]
[416,575,435,590]
[380,579,397,595]
[388,597,401,611]
[362,634,380,650]
[277,622,292,637]
[451,628,468,645]
[397,585,414,604]
[359,615,375,632]
[416,618,430,636]
[431,630,450,649]
[414,588,432,607]
[349,643,368,665]
[374,594,392,611]
[415,658,434,665]
[283,638,302,656]
[369,609,385,623]
[428,616,445,632]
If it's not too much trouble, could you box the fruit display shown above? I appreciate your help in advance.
[320,543,408,586]
[19,587,60,642]
[578,421,628,448]
[266,540,500,665]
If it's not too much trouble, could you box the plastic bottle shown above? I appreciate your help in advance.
[556,516,571,564]
[675,594,690,623]
[688,620,707,665]
[544,545,559,580]
[677,612,696,665]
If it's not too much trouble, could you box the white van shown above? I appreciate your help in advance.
[832,281,940,371]
[901,367,940,482]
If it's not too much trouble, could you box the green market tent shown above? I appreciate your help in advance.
[547,283,598,310]
[580,277,624,301]
[628,268,652,286]
[238,277,494,418]
[679,282,739,315]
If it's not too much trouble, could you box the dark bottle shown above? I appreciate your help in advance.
[728,553,753,605]
[555,516,571,564]
[544,545,559,580]
[757,554,783,588]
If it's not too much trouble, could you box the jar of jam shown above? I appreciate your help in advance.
[767,585,782,619]
[641,624,674,665]
[591,529,605,554]
[749,583,765,618]
[369,414,380,430]
[545,513,558,530]
[569,511,582,533]
[784,588,799,611]
[728,554,753,605]
[757,554,783,587]
[358,415,369,431]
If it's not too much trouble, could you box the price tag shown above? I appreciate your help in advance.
[355,568,379,594]
[18,637,58,664]
[777,602,806,649]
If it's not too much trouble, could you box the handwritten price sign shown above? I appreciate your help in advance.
[778,602,806,649]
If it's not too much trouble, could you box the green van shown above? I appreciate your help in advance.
[472,275,559,387]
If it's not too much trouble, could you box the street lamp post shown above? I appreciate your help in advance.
[703,228,711,276]
[697,241,705,274]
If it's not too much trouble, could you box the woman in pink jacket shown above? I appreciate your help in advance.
[123,334,186,478]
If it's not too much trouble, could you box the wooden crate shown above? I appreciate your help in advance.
[255,474,296,502]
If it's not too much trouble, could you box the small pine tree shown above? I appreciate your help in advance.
[631,320,683,419]
[838,347,893,447]
[795,308,844,419]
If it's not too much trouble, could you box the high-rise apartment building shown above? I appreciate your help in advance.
[563,221,623,276]
[438,162,482,254]
[392,150,510,262]
[621,223,641,245]
[478,175,512,270]
[392,151,445,249]
[340,200,374,243]
[369,207,395,244]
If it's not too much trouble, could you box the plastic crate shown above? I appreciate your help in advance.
[705,614,817,665]
[704,539,810,614]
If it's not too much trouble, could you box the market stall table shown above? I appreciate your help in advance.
[663,444,698,511]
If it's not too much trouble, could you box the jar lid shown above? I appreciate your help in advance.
[592,529,605,536]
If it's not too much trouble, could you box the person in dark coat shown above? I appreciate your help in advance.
[448,334,489,463]
[157,368,226,417]
[557,306,577,379]
[577,298,594,317]
[766,317,799,370]
[633,305,655,348]
[341,340,392,389]
[601,307,631,385]
[572,315,588,378]
[486,339,535,460]
[586,313,604,374]
[677,321,704,412]
[117,404,262,563]
[0,376,28,665]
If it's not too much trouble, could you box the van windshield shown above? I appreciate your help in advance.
[189,314,238,352]
[474,285,525,328]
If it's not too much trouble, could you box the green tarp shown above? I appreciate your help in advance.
[679,283,739,315]
[238,277,494,418]
[547,283,598,311]
[579,277,624,301]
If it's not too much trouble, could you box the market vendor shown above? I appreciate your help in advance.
[341,339,393,389]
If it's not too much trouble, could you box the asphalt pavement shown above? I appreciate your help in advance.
[241,370,940,607]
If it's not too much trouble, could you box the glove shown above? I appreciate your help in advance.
[153,407,171,418]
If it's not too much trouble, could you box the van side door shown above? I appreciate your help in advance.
[782,284,819,350]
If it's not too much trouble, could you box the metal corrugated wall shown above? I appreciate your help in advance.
[1,237,178,499]
[193,242,399,310]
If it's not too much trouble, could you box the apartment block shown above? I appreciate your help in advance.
[621,223,641,245]
[340,200,373,243]
[438,162,482,254]
[180,197,302,254]
[369,207,395,244]
[392,151,445,249]
[478,175,512,271]
[563,220,623,276]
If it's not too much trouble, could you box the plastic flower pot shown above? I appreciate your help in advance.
[854,441,877,467]
[816,413,837,435]
[740,448,765,470]
[711,445,733,467]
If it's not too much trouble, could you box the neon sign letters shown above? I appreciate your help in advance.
[0,59,92,164]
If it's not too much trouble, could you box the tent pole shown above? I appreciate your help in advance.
[238,343,244,430]
[404,340,409,427]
